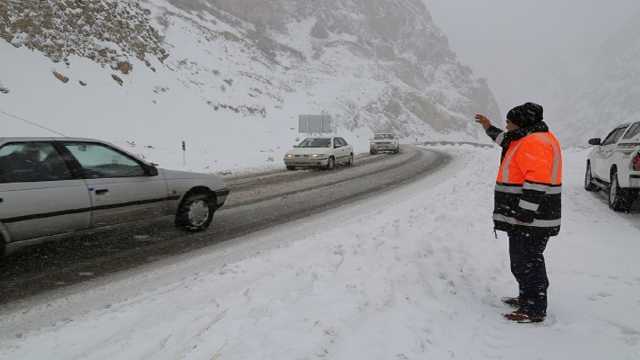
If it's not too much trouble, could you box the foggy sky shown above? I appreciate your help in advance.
[425,0,640,123]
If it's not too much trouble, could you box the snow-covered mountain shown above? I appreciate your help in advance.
[0,0,499,170]
[557,11,640,146]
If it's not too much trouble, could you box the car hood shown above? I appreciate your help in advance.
[286,147,332,156]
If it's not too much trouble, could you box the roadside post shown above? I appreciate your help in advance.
[182,140,186,167]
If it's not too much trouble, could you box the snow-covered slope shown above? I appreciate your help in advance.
[0,0,499,171]
[557,11,640,145]
[1,147,638,359]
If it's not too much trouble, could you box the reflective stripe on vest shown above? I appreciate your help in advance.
[493,214,562,228]
[499,141,524,183]
[522,182,562,194]
[519,199,540,211]
[495,184,523,194]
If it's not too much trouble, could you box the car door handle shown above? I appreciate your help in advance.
[95,189,109,195]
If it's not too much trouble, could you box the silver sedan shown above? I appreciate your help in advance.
[0,138,229,255]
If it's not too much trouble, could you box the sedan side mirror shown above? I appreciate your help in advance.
[588,138,602,146]
[144,164,159,177]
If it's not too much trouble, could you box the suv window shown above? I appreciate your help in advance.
[0,142,73,183]
[602,126,628,146]
[339,138,348,146]
[63,142,145,178]
[623,122,640,140]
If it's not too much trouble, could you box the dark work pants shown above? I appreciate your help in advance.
[508,230,550,316]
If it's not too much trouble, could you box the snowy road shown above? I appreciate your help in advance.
[0,146,448,305]
[1,145,640,360]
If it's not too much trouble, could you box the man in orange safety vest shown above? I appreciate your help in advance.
[475,102,562,323]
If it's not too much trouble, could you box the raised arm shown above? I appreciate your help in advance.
[475,114,506,147]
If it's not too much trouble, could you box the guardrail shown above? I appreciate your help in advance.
[420,141,495,149]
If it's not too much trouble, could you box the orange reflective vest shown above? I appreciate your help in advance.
[492,131,563,236]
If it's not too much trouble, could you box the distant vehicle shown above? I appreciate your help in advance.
[585,122,640,211]
[0,137,229,256]
[369,132,400,154]
[284,137,354,170]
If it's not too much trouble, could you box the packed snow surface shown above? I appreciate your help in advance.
[0,146,639,359]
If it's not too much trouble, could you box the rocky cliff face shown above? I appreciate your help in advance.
[0,0,500,169]
[164,0,501,137]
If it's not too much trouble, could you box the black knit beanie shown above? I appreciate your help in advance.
[507,102,544,128]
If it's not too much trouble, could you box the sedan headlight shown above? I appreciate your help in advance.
[312,154,327,159]
[286,154,294,159]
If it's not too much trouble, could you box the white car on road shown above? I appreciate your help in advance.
[284,137,354,170]
[370,132,400,154]
[585,121,640,211]
[0,138,229,256]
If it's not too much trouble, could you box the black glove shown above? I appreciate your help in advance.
[513,208,535,224]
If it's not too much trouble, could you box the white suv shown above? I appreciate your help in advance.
[585,121,640,211]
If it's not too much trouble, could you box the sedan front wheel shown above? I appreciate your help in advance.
[325,157,336,170]
[176,193,215,232]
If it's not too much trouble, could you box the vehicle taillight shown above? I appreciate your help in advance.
[633,153,640,171]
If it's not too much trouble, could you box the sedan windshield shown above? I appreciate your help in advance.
[374,134,394,140]
[298,138,331,148]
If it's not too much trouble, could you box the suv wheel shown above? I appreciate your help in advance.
[584,162,598,192]
[176,193,215,232]
[609,170,633,212]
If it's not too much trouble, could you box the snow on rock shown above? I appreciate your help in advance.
[0,0,499,172]
[0,147,638,359]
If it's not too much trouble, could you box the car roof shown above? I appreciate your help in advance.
[0,137,104,143]
[0,137,150,164]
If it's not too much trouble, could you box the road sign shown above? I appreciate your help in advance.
[299,114,332,134]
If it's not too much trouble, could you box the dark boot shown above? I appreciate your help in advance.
[504,310,545,323]
[501,297,522,308]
